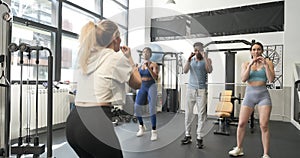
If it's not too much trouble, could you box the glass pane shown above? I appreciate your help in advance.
[103,0,127,26]
[119,27,127,46]
[61,35,79,82]
[11,24,54,81]
[116,0,128,7]
[62,3,98,34]
[67,0,101,14]
[11,0,57,26]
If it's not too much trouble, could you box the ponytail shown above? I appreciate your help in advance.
[77,21,97,74]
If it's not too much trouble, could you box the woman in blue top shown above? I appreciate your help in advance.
[229,42,275,158]
[134,47,159,141]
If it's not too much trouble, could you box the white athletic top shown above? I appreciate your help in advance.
[75,47,132,105]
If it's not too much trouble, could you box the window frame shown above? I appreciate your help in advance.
[10,0,129,82]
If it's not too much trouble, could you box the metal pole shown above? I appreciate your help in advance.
[46,49,53,158]
[34,50,39,146]
[18,50,24,148]
[175,53,178,112]
[225,51,236,119]
[162,54,166,111]
[4,18,12,158]
[1,0,13,156]
[225,51,236,94]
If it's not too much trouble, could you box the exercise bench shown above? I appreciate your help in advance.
[214,90,234,136]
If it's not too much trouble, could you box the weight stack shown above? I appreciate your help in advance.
[163,89,178,113]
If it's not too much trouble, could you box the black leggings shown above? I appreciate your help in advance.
[66,106,123,158]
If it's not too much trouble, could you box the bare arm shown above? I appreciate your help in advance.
[200,52,213,73]
[241,62,251,82]
[147,62,159,80]
[204,58,213,73]
[128,56,141,89]
[121,45,141,89]
[183,61,190,74]
[255,56,275,83]
[264,58,275,83]
[128,66,141,89]
[183,52,195,73]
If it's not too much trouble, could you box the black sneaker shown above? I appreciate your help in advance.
[196,139,204,149]
[181,136,192,144]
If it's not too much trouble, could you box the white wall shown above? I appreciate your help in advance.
[285,0,300,129]
[151,0,278,18]
[284,0,300,87]
[127,0,299,122]
[128,0,148,62]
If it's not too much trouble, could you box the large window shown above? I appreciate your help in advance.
[11,24,54,80]
[116,0,128,7]
[103,0,128,27]
[62,3,98,34]
[67,0,101,14]
[60,35,79,82]
[10,0,129,82]
[11,0,57,26]
[119,27,128,46]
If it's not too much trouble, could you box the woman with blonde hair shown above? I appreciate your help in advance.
[66,20,141,158]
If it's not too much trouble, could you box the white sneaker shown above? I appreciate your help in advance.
[150,130,158,141]
[136,125,146,137]
[262,154,271,158]
[229,147,244,156]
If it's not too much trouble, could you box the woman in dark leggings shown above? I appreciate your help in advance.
[66,106,122,157]
[66,20,141,158]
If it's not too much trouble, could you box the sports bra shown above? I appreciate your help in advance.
[248,67,267,82]
[139,68,153,78]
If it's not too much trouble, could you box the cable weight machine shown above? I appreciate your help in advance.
[7,43,54,158]
[161,52,179,112]
[0,0,13,157]
[203,40,253,132]
[137,50,181,113]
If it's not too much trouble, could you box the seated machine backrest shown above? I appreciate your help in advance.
[215,90,233,114]
[214,90,234,135]
[215,102,233,113]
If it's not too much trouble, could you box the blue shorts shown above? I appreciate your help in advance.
[242,86,272,108]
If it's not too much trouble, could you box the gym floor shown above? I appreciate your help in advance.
[15,112,300,158]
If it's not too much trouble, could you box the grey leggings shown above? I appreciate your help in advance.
[242,86,272,108]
